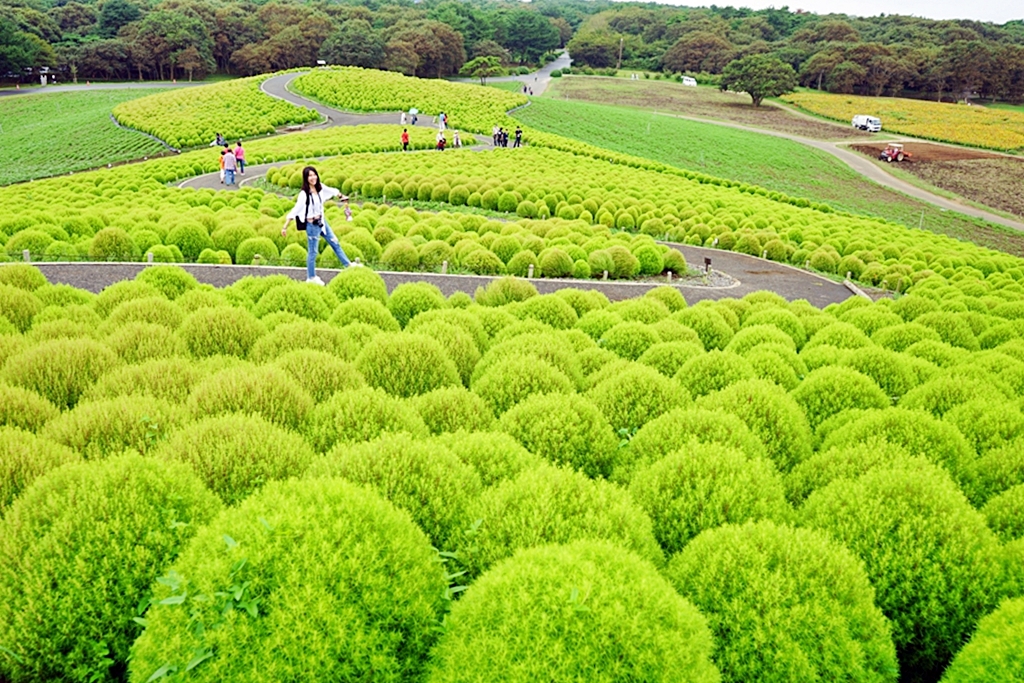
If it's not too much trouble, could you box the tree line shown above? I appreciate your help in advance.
[567,6,1024,102]
[0,0,581,82]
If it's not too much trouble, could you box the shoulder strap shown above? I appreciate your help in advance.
[303,191,310,221]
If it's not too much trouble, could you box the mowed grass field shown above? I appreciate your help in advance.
[0,89,171,185]
[524,83,1024,256]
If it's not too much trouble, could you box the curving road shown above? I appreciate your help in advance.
[649,107,1024,233]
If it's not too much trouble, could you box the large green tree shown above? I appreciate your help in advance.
[720,53,798,106]
[501,9,559,63]
[460,55,504,84]
[320,19,385,69]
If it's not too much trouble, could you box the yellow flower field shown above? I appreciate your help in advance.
[781,92,1024,152]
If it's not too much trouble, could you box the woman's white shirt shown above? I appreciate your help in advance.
[286,186,342,221]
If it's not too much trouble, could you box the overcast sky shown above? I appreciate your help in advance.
[632,0,1022,24]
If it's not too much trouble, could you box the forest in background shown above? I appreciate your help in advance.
[569,5,1024,102]
[1,0,1022,103]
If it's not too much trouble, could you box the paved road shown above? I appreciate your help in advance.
[21,249,854,305]
[453,51,572,97]
[650,106,1024,233]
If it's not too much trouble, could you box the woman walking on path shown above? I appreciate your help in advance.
[280,166,358,285]
[234,140,246,175]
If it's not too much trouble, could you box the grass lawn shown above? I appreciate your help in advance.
[516,94,1024,256]
[486,81,527,92]
[0,89,172,185]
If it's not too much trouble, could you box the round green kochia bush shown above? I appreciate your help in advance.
[665,520,898,683]
[187,365,313,431]
[407,308,489,354]
[178,306,267,359]
[462,464,663,576]
[790,366,890,430]
[156,414,317,505]
[939,597,1024,683]
[235,236,279,265]
[982,484,1024,542]
[499,393,618,478]
[471,354,574,415]
[128,478,447,683]
[472,332,583,390]
[2,338,118,410]
[329,296,400,331]
[273,349,365,403]
[166,223,214,262]
[587,364,688,435]
[600,321,660,360]
[673,306,735,350]
[413,386,495,435]
[800,462,1003,679]
[0,264,46,292]
[248,320,349,364]
[621,407,766,481]
[40,395,183,459]
[783,440,917,504]
[805,321,873,351]
[0,382,59,432]
[406,320,480,386]
[630,444,791,555]
[254,282,333,322]
[308,433,483,551]
[944,399,1024,454]
[744,308,808,349]
[900,371,1010,417]
[959,437,1024,507]
[697,379,813,472]
[303,386,427,453]
[820,408,976,487]
[355,332,460,398]
[0,283,42,333]
[638,340,705,377]
[839,346,918,400]
[0,454,220,683]
[92,279,162,319]
[326,264,388,304]
[102,310,178,354]
[725,324,797,354]
[0,427,79,514]
[433,430,543,487]
[89,226,137,261]
[102,296,185,332]
[426,541,720,683]
[134,266,197,300]
[516,294,579,330]
[676,350,756,398]
[473,276,537,307]
[388,282,447,328]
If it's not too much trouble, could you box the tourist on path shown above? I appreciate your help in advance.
[280,166,357,285]
[218,149,226,183]
[452,130,461,148]
[436,130,446,151]
[222,146,237,185]
[234,140,246,175]
[401,128,410,151]
[401,111,407,125]
[513,127,523,148]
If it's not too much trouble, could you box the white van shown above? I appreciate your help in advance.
[681,76,697,87]
[852,115,882,132]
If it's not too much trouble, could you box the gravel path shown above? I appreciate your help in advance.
[20,240,855,307]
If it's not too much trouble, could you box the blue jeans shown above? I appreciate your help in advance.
[306,217,350,278]
[224,169,235,185]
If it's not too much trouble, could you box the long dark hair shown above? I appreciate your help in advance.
[300,166,322,196]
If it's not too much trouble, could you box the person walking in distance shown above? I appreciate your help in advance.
[452,130,461,148]
[401,111,407,126]
[401,128,410,151]
[513,127,523,148]
[281,166,358,285]
[492,125,499,146]
[234,140,246,175]
[222,145,237,185]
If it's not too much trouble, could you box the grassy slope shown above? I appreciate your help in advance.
[516,90,1024,256]
[0,89,171,185]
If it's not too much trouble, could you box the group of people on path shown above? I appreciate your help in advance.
[492,126,523,148]
[213,135,246,186]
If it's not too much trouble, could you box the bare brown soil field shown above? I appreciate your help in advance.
[549,77,873,141]
[852,143,1024,218]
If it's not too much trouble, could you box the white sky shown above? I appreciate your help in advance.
[628,0,1022,24]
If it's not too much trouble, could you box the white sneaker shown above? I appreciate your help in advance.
[305,276,325,286]
[349,262,364,268]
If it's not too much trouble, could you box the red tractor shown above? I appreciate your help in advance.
[879,143,911,162]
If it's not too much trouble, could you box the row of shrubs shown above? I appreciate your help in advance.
[0,263,1022,682]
